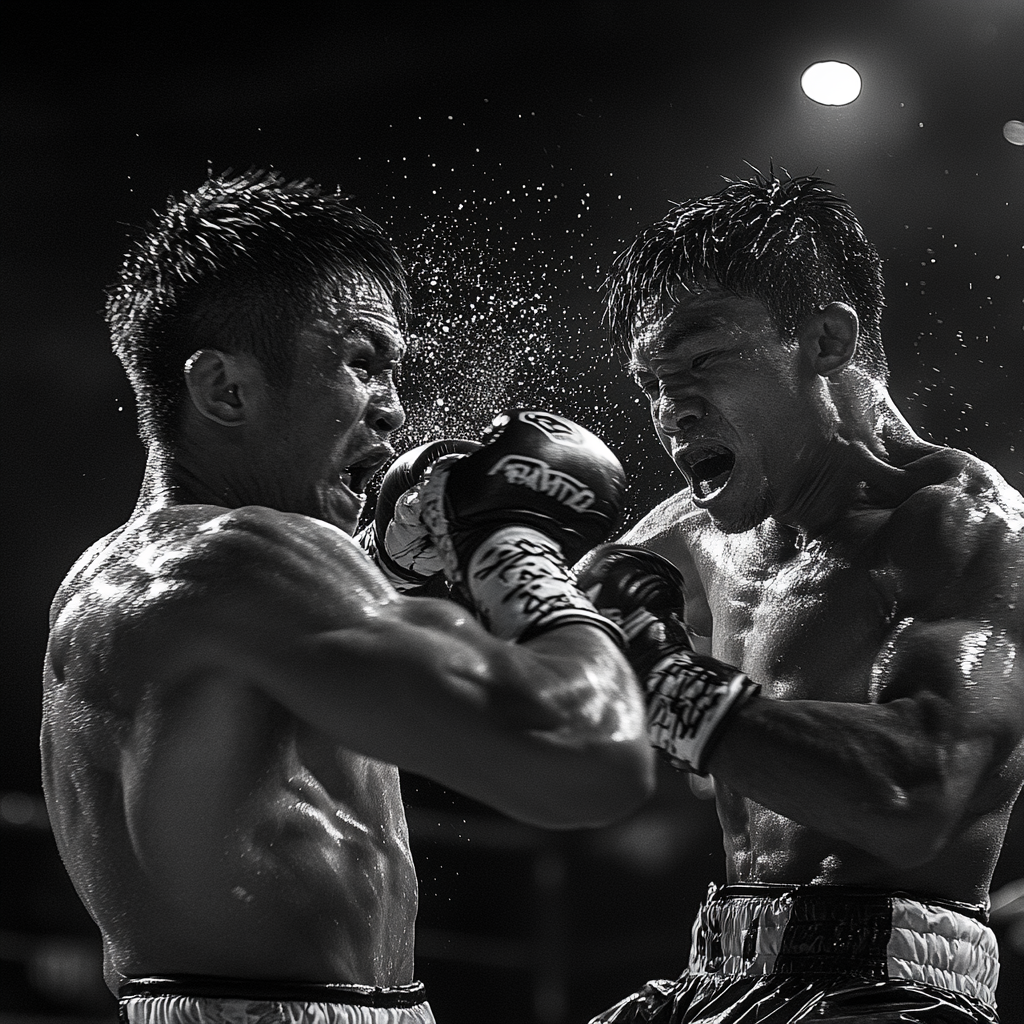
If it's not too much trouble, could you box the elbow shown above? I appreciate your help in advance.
[521,740,657,830]
[488,663,657,828]
[570,743,657,828]
[865,783,960,868]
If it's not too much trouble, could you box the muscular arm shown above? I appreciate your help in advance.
[710,618,1022,863]
[150,507,654,829]
[707,489,1024,866]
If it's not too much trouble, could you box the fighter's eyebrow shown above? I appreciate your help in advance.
[659,313,723,354]
[628,317,717,375]
[342,317,405,361]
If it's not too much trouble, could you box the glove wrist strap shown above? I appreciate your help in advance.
[465,525,626,646]
[645,650,760,773]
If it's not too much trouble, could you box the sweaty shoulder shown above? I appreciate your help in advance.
[876,450,1024,622]
[618,488,706,557]
[49,505,393,683]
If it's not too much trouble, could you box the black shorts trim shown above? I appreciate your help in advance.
[119,975,427,1008]
[716,883,990,923]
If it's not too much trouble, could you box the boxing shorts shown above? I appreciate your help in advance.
[590,882,1001,1023]
[118,975,435,1024]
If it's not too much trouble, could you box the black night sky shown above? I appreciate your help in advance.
[2,3,1022,1021]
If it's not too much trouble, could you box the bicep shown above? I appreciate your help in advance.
[157,510,651,823]
[241,592,643,797]
[261,598,543,764]
[147,512,520,763]
[872,495,1024,798]
[875,615,1024,798]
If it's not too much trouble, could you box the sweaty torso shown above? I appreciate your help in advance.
[627,451,1022,904]
[41,505,417,991]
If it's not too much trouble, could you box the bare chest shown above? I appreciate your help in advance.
[695,534,891,701]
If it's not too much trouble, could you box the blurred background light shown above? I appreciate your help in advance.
[1003,119,1024,145]
[801,61,862,105]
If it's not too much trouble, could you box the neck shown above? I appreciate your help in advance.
[133,445,252,518]
[774,381,935,542]
[776,438,870,541]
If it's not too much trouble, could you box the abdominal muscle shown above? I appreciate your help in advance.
[713,781,1002,906]
[94,683,419,989]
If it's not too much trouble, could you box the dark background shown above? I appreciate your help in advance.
[2,3,1022,1021]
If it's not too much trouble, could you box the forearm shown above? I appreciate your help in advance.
[329,599,654,827]
[706,694,982,863]
[522,625,648,738]
[491,624,655,826]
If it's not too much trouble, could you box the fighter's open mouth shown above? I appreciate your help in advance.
[683,446,736,500]
[342,452,390,495]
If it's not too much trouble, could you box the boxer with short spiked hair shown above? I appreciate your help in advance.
[604,170,887,379]
[107,170,411,450]
[587,171,1023,1024]
[42,170,654,1024]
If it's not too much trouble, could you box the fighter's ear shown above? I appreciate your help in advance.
[796,302,859,377]
[183,349,256,426]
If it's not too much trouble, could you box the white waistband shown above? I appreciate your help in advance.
[120,993,436,1024]
[687,885,999,1010]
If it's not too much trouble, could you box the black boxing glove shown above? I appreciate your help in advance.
[356,438,481,594]
[419,410,628,644]
[576,544,759,774]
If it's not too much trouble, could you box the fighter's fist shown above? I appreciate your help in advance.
[576,544,692,671]
[577,544,759,774]
[358,438,480,593]
[419,410,628,643]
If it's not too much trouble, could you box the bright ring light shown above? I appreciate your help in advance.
[801,61,862,105]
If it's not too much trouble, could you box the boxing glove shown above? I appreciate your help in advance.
[576,544,759,774]
[357,438,481,593]
[420,410,628,644]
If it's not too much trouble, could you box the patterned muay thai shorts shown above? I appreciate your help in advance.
[118,975,435,1024]
[590,883,1001,1023]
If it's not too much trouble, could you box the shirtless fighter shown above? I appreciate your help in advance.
[40,171,654,1024]
[575,173,1024,1022]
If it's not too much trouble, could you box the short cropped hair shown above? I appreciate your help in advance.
[603,172,887,379]
[107,169,409,447]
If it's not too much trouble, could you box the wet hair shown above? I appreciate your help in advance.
[107,169,409,447]
[603,172,887,379]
